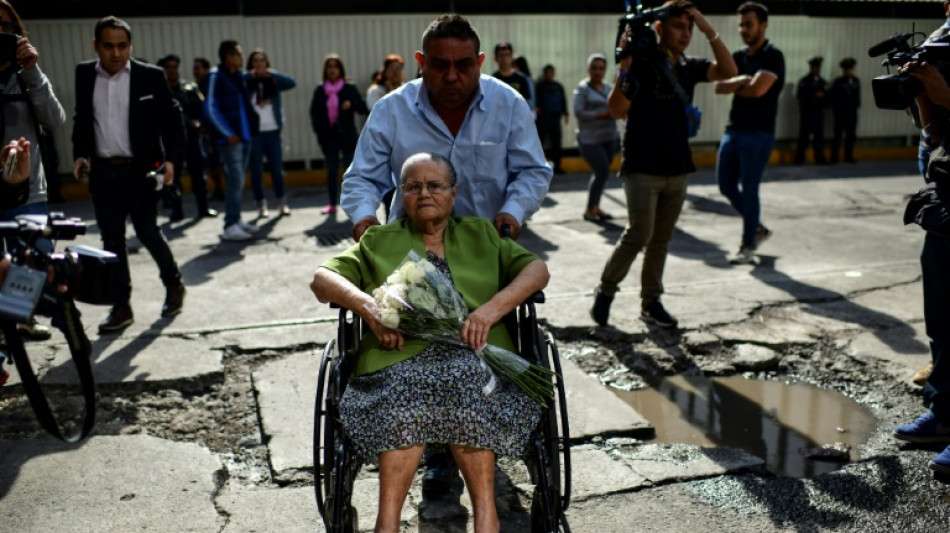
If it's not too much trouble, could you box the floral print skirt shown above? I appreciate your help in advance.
[339,342,544,463]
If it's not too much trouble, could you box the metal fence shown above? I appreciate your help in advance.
[28,13,933,173]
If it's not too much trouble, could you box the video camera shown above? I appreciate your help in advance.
[869,31,950,110]
[615,2,671,64]
[0,213,118,321]
[0,213,117,442]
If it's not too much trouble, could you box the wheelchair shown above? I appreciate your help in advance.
[313,293,572,532]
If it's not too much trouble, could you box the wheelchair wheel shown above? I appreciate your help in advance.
[314,339,335,520]
[314,336,362,533]
[527,332,572,533]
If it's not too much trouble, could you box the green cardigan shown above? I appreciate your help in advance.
[320,216,539,376]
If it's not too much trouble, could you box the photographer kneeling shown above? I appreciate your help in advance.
[590,0,736,328]
[892,59,950,474]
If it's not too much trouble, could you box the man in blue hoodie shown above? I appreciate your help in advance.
[204,39,259,241]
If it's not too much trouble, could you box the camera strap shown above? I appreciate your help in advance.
[657,56,690,108]
[1,300,96,442]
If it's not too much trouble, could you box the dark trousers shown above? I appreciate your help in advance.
[536,113,563,169]
[831,110,857,163]
[795,111,826,164]
[321,137,354,207]
[169,133,210,215]
[578,139,619,210]
[90,161,181,305]
[922,232,950,423]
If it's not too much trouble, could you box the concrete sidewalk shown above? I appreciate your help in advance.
[0,158,942,532]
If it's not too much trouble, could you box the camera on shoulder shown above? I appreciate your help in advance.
[869,32,950,110]
[615,4,671,64]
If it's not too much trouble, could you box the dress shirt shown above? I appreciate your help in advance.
[341,75,552,224]
[92,60,133,158]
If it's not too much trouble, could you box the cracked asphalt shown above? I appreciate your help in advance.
[1,159,949,532]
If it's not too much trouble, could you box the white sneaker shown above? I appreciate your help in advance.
[238,220,260,233]
[258,204,270,218]
[729,246,757,265]
[220,223,253,241]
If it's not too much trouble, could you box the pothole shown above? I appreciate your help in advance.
[558,331,924,482]
[614,374,877,478]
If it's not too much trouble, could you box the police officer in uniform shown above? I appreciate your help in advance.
[158,54,217,221]
[830,57,860,164]
[795,56,829,165]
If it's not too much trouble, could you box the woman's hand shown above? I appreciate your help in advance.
[462,306,501,352]
[2,137,30,184]
[367,316,405,351]
[904,62,950,109]
[341,100,353,111]
[17,36,38,70]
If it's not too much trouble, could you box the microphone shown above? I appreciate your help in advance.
[868,33,913,58]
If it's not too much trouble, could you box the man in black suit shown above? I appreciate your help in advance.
[71,16,186,333]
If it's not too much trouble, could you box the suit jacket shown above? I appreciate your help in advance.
[72,59,185,175]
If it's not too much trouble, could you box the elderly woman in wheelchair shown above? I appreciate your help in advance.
[311,152,551,533]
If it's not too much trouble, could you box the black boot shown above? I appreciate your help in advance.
[590,288,614,327]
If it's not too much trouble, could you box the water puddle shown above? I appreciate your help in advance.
[612,375,877,478]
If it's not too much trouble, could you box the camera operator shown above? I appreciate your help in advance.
[590,0,736,329]
[891,47,950,475]
[0,1,66,342]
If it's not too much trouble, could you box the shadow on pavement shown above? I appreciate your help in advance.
[668,226,733,270]
[305,213,355,248]
[723,455,904,532]
[42,314,180,386]
[515,225,558,261]
[751,257,927,355]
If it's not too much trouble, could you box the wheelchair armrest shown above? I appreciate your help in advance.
[530,291,545,304]
[329,302,341,309]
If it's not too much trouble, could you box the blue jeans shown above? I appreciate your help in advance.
[578,139,619,210]
[922,232,950,424]
[716,130,775,248]
[220,141,250,228]
[249,130,286,205]
[1,202,51,255]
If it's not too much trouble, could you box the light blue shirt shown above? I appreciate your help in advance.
[341,75,552,224]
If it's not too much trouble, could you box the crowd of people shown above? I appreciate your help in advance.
[3,0,950,530]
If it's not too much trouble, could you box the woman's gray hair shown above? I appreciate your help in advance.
[399,152,457,186]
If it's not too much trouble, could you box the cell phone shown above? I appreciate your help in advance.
[3,146,17,183]
[0,33,17,65]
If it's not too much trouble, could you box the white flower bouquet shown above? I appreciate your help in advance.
[371,250,556,405]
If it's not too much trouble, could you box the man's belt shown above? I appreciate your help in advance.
[93,156,135,166]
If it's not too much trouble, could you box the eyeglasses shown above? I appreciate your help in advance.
[402,181,453,196]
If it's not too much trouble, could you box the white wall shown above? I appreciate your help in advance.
[27,13,932,173]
